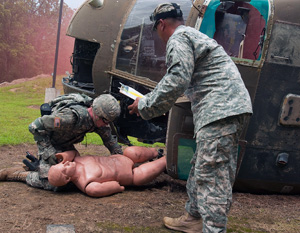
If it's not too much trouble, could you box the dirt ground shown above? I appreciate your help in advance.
[0,144,299,233]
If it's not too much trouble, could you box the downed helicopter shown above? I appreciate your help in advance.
[62,0,300,194]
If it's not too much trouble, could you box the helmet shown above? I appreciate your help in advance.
[92,94,121,122]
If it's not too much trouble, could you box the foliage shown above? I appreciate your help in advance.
[0,0,74,83]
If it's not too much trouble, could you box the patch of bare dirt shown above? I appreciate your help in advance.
[0,144,299,233]
[0,74,49,87]
[27,105,41,110]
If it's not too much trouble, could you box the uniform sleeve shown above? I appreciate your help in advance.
[28,109,77,142]
[28,109,77,163]
[40,108,77,132]
[138,34,195,120]
[94,125,123,155]
[28,117,50,142]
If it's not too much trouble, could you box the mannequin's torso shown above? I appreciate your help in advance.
[72,155,134,191]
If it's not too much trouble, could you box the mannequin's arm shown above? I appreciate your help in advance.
[84,181,125,197]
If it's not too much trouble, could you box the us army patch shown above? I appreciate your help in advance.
[54,117,61,128]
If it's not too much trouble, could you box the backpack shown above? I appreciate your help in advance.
[40,93,93,116]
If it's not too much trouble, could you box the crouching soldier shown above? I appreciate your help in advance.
[1,93,122,191]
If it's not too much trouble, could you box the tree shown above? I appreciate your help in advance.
[0,0,74,83]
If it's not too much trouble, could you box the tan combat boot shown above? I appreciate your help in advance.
[163,212,202,233]
[0,167,29,182]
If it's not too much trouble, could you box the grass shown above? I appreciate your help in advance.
[0,76,59,146]
[0,75,164,147]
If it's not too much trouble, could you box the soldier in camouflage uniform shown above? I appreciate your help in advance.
[11,93,122,191]
[128,3,253,233]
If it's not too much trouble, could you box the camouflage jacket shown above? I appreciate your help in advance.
[138,25,253,135]
[29,95,122,157]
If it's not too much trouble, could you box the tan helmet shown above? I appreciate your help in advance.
[92,94,121,122]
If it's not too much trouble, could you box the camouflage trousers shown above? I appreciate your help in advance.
[26,143,75,191]
[185,114,249,233]
[26,160,57,191]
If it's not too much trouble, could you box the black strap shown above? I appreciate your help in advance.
[150,3,182,22]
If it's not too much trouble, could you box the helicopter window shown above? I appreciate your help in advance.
[200,0,268,61]
[72,38,100,84]
[116,0,192,82]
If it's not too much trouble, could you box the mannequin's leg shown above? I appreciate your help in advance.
[123,146,159,163]
[132,157,166,185]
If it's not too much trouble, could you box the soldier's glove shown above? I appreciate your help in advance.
[23,152,40,171]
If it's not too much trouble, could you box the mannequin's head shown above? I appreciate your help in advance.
[48,161,76,187]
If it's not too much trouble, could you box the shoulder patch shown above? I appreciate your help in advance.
[54,117,61,128]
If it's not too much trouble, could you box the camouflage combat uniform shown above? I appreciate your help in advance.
[26,93,122,190]
[138,26,253,232]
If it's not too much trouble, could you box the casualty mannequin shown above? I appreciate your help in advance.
[48,146,166,197]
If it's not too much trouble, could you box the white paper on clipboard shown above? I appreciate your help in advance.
[119,83,145,100]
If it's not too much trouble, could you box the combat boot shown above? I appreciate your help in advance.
[0,167,29,182]
[163,212,202,233]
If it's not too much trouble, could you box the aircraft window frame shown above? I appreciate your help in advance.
[198,0,270,64]
[115,0,192,82]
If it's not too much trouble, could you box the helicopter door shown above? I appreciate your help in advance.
[198,0,269,61]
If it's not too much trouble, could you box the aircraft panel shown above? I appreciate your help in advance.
[273,0,300,25]
[266,21,300,67]
[235,56,300,194]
